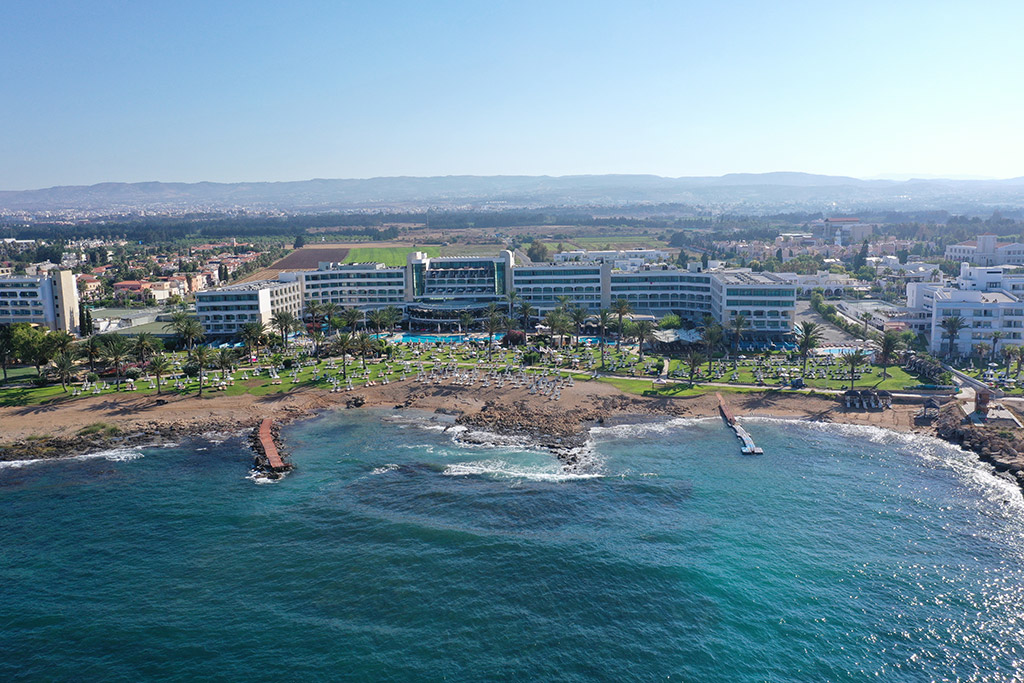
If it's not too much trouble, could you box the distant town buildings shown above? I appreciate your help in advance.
[944,233,1024,266]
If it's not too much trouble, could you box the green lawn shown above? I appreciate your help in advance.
[342,246,440,267]
[0,340,934,411]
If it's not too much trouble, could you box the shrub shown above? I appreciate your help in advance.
[125,368,142,380]
[282,358,294,369]
[78,422,122,437]
[181,361,200,378]
[503,330,526,347]
[86,372,99,383]
[522,351,541,366]
[32,377,49,387]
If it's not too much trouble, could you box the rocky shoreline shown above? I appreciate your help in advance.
[0,416,249,464]
[933,403,1024,489]
[4,381,1024,498]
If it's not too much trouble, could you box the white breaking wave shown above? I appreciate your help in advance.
[245,470,281,485]
[371,463,399,475]
[589,416,716,441]
[744,416,1024,514]
[0,447,144,469]
[443,459,604,482]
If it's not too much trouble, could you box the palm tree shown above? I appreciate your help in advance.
[859,312,873,338]
[878,331,901,379]
[517,301,535,335]
[355,332,374,369]
[685,349,706,387]
[598,309,612,369]
[484,313,505,361]
[846,349,866,391]
[310,329,325,359]
[271,311,297,350]
[164,310,189,337]
[795,321,824,377]
[506,289,519,319]
[320,302,340,328]
[217,348,236,379]
[635,320,656,362]
[304,301,323,333]
[178,318,204,351]
[730,314,748,368]
[367,309,386,334]
[335,333,353,379]
[102,335,131,391]
[190,345,214,397]
[240,321,267,362]
[51,350,75,391]
[940,315,967,358]
[383,306,403,332]
[701,323,723,373]
[991,330,1004,356]
[459,312,475,334]
[555,295,572,312]
[148,354,172,395]
[327,314,345,338]
[50,332,75,354]
[80,333,105,373]
[131,332,160,363]
[342,307,362,332]
[569,306,589,349]
[611,298,633,352]
[1002,344,1019,376]
[974,342,992,365]
[0,324,14,382]
[543,310,568,349]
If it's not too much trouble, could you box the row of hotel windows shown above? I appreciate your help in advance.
[940,308,1024,317]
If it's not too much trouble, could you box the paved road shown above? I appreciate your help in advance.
[793,300,860,345]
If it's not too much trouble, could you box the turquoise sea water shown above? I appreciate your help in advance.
[3,412,1024,681]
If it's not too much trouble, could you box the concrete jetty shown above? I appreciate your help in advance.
[717,393,763,455]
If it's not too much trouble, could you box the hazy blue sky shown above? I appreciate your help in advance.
[2,1,1022,189]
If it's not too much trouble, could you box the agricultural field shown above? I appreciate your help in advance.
[342,245,439,266]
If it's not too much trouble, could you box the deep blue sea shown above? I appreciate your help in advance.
[3,410,1024,681]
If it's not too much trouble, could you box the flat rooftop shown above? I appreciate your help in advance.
[716,271,788,285]
[204,280,294,292]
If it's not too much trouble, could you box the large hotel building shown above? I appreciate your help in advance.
[197,250,797,337]
[0,269,79,333]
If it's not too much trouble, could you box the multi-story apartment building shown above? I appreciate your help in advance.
[907,264,1024,354]
[195,279,303,336]
[0,270,79,333]
[513,263,608,314]
[280,262,406,308]
[710,271,796,335]
[945,233,1024,267]
[608,265,715,321]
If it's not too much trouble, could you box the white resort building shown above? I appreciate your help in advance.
[195,250,798,338]
[0,269,79,333]
[195,279,303,336]
[907,263,1024,354]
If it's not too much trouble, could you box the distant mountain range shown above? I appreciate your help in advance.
[3,172,1024,214]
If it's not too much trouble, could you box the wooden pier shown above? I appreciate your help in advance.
[258,418,288,471]
[717,393,763,455]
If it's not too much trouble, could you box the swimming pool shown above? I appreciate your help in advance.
[398,333,506,344]
[816,346,875,357]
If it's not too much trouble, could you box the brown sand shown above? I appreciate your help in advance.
[0,380,928,446]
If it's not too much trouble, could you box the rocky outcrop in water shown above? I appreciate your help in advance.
[934,403,1024,490]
